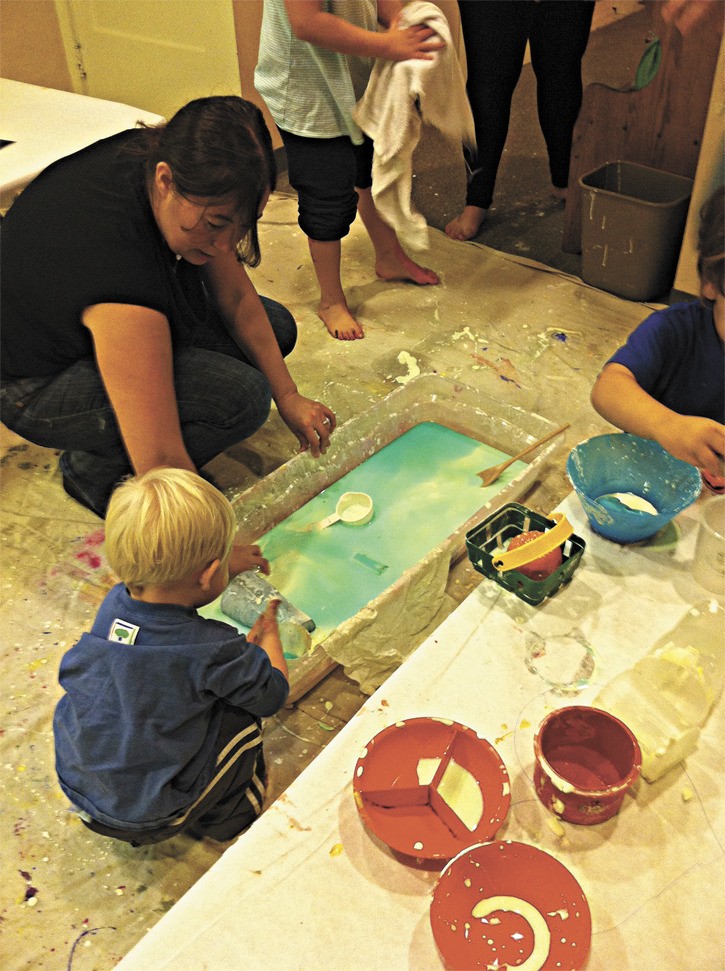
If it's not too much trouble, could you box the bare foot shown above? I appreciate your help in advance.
[445,206,488,241]
[375,248,439,285]
[551,185,568,202]
[318,301,365,340]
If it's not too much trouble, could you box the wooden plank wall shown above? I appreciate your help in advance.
[562,14,721,253]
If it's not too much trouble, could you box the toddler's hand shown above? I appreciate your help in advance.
[248,600,288,677]
[382,23,445,62]
[248,599,281,645]
[658,414,725,477]
[229,544,271,577]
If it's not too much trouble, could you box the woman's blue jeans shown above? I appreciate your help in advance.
[0,297,297,516]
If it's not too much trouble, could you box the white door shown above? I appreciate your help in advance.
[56,0,242,120]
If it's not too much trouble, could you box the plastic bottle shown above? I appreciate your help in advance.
[593,599,724,782]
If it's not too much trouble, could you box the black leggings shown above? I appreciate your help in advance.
[459,0,595,208]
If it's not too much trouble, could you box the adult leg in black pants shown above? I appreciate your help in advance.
[446,0,594,242]
[530,1,595,198]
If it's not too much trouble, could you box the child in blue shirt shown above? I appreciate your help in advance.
[53,468,289,845]
[591,185,725,490]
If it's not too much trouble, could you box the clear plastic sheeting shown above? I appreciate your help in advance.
[227,375,562,697]
[322,541,451,694]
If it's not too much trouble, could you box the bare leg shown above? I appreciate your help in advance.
[445,205,489,241]
[356,187,439,285]
[308,237,364,340]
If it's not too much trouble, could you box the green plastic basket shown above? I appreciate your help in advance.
[466,502,586,606]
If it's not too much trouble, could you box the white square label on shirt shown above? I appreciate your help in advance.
[109,619,140,645]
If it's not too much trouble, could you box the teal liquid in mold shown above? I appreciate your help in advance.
[202,422,526,650]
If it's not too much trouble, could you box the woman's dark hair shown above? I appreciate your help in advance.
[134,96,276,266]
[697,183,724,297]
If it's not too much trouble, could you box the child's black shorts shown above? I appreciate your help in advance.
[279,129,374,242]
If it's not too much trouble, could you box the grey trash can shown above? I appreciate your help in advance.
[579,161,693,301]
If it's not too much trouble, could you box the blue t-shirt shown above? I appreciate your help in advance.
[53,584,289,829]
[607,301,724,421]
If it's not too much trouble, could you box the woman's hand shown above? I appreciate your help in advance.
[276,391,337,458]
[658,0,724,36]
[228,544,271,578]
[204,253,337,457]
[204,254,337,454]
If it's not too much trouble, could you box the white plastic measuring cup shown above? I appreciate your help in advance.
[310,491,374,530]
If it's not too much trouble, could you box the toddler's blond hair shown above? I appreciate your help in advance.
[105,468,237,588]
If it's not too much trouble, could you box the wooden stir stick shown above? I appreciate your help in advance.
[476,423,570,487]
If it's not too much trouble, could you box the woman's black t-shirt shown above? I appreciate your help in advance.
[1,129,207,380]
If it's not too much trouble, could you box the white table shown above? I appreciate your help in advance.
[0,79,162,207]
[118,494,725,970]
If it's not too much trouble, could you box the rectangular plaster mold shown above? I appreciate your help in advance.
[232,374,560,701]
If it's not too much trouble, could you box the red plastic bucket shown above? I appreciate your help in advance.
[534,706,641,824]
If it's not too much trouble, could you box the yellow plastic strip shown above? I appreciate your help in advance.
[492,513,573,573]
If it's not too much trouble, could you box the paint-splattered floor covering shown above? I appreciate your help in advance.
[1,192,660,969]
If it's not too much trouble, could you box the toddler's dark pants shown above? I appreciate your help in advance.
[79,710,267,846]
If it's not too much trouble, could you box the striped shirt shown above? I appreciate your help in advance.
[255,0,377,143]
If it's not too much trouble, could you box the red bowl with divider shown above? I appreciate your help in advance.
[352,717,510,866]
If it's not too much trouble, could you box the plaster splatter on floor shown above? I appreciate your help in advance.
[394,351,421,384]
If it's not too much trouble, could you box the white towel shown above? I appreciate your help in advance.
[353,1,475,250]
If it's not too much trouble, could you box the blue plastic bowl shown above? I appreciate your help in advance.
[566,433,702,543]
